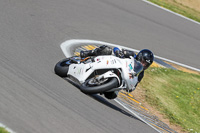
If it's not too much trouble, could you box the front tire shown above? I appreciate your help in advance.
[80,78,119,94]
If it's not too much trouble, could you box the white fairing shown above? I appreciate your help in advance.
[68,55,140,91]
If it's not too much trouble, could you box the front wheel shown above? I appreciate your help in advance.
[80,77,119,94]
[54,58,71,77]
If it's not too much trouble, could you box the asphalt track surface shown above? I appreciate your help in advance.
[0,0,200,133]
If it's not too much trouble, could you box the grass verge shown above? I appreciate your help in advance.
[148,0,200,23]
[138,67,200,133]
[0,127,10,133]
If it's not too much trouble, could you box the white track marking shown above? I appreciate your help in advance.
[0,123,16,133]
[154,55,200,72]
[114,99,162,133]
[142,0,200,25]
[61,39,200,72]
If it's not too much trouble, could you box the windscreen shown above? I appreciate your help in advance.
[134,60,143,75]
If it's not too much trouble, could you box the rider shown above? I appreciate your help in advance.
[80,45,154,99]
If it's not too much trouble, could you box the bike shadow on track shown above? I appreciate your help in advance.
[89,94,143,122]
[66,78,143,123]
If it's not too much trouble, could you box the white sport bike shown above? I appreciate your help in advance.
[54,55,143,96]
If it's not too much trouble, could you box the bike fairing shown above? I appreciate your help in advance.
[80,46,153,92]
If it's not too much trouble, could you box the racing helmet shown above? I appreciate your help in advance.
[136,49,154,70]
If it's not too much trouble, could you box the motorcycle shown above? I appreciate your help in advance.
[54,55,143,96]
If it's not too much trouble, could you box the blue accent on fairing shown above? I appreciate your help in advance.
[129,64,133,70]
[113,47,120,55]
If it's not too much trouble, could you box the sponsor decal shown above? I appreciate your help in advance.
[111,59,116,64]
[129,64,133,70]
[86,66,92,72]
[97,58,101,63]
[146,60,151,63]
[78,68,81,74]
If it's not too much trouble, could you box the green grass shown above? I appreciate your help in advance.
[0,127,10,133]
[148,0,200,23]
[139,67,200,133]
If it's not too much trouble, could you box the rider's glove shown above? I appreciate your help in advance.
[129,73,134,79]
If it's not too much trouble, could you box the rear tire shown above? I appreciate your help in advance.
[54,58,70,77]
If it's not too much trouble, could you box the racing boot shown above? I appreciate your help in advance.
[80,50,95,58]
[80,45,112,58]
